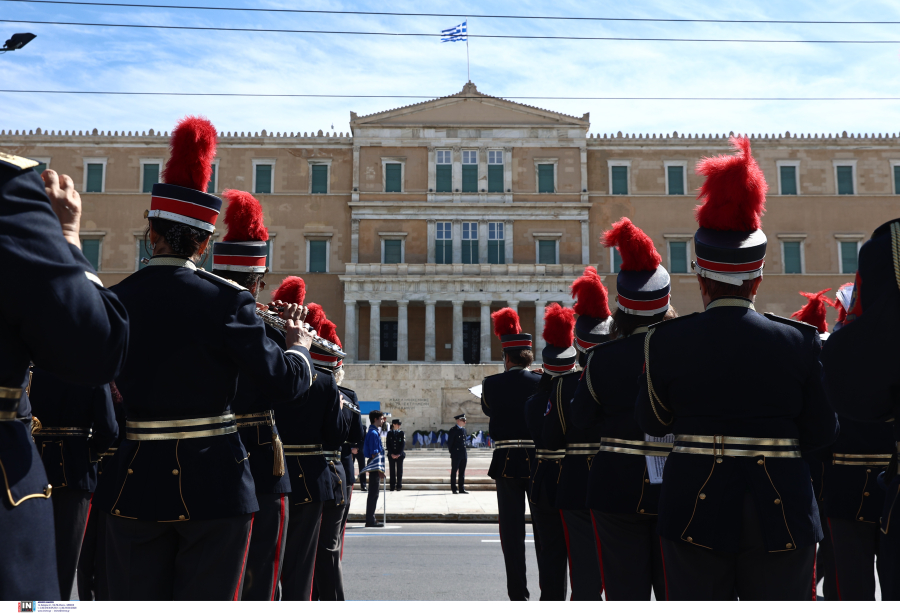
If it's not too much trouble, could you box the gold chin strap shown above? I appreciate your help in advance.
[555,377,566,435]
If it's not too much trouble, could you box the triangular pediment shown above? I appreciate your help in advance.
[350,82,589,129]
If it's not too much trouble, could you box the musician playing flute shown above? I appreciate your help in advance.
[105,117,315,600]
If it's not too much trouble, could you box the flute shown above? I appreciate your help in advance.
[255,307,347,358]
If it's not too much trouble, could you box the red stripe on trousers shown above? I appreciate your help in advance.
[270,495,286,601]
[658,536,670,601]
[559,510,574,600]
[811,542,818,601]
[827,518,842,600]
[81,494,93,543]
[589,511,607,600]
[234,513,255,601]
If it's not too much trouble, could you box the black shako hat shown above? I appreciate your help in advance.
[212,190,269,273]
[603,218,671,316]
[492,307,531,352]
[541,303,577,376]
[571,266,614,352]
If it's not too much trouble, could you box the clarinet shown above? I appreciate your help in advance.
[255,307,348,358]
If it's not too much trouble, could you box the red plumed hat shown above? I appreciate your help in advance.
[791,288,835,334]
[271,276,306,306]
[492,307,521,338]
[834,282,854,324]
[304,303,326,333]
[543,303,575,348]
[695,136,767,232]
[320,320,340,348]
[162,116,218,192]
[602,218,661,272]
[222,190,268,242]
[571,266,611,319]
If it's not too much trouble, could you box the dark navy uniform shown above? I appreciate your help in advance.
[0,152,129,600]
[482,366,541,600]
[524,378,567,601]
[107,257,313,600]
[29,367,117,599]
[821,218,900,601]
[276,367,346,601]
[339,386,364,546]
[386,420,406,491]
[447,419,467,493]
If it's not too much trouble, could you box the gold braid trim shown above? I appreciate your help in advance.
[556,377,566,435]
[891,221,900,293]
[584,351,600,405]
[644,328,674,426]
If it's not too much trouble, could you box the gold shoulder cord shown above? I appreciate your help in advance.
[891,222,900,293]
[556,377,567,435]
[644,328,673,426]
[584,351,600,404]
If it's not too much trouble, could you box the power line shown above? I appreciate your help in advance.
[2,91,899,100]
[3,0,899,25]
[2,19,899,43]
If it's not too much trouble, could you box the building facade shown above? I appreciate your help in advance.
[5,82,899,373]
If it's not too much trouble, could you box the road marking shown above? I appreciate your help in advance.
[481,539,534,543]
[346,533,535,537]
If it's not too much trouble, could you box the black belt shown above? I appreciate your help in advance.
[673,434,800,460]
[284,444,323,457]
[235,411,275,428]
[833,452,893,466]
[126,413,237,441]
[34,426,93,438]
[494,439,535,450]
[599,437,673,457]
[535,449,565,460]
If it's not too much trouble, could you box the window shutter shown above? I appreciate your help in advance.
[82,239,101,270]
[613,249,623,273]
[255,165,272,193]
[669,241,688,274]
[311,165,328,194]
[488,165,504,192]
[309,240,327,272]
[33,162,47,176]
[836,166,853,195]
[142,164,159,193]
[538,240,556,265]
[86,164,103,192]
[384,239,402,263]
[207,164,217,193]
[840,242,858,274]
[435,240,452,264]
[538,164,554,193]
[436,165,452,192]
[783,242,802,273]
[488,240,505,264]
[462,165,478,192]
[780,166,798,195]
[385,164,402,192]
[611,166,628,195]
[265,239,272,270]
[667,166,684,195]
[462,240,478,264]
[895,166,900,195]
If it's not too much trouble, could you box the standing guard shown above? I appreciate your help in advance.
[482,307,541,600]
[634,137,838,600]
[571,221,675,600]
[821,217,900,601]
[0,150,129,600]
[386,419,406,491]
[106,117,315,600]
[447,414,468,494]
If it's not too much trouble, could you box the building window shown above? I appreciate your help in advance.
[31,158,50,176]
[385,163,402,193]
[894,163,900,195]
[462,222,478,264]
[611,166,629,195]
[141,162,160,193]
[778,162,799,195]
[265,238,273,270]
[839,241,859,274]
[537,240,558,265]
[436,150,452,192]
[380,321,398,361]
[783,241,803,274]
[306,240,328,273]
[207,160,218,193]
[538,164,555,193]
[382,239,404,264]
[666,164,685,195]
[435,222,452,264]
[84,158,106,193]
[253,161,274,194]
[488,150,504,193]
[137,239,153,270]
[610,247,623,273]
[488,222,505,264]
[81,238,101,270]
[834,162,855,195]
[310,164,328,194]
[669,241,689,274]
[462,150,478,192]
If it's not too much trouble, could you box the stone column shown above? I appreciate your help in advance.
[580,146,588,200]
[503,147,513,196]
[480,300,492,363]
[507,300,519,312]
[427,146,436,194]
[343,299,357,363]
[397,300,409,363]
[452,219,462,264]
[534,300,547,356]
[351,219,360,264]
[478,221,489,264]
[452,300,464,363]
[505,219,514,264]
[426,219,436,264]
[452,146,462,193]
[424,299,436,362]
[478,147,488,193]
[580,219,590,265]
[369,300,381,362]
[352,145,360,202]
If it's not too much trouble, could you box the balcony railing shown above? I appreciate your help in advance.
[343,263,586,276]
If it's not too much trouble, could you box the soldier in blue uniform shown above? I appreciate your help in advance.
[29,367,118,599]
[447,414,468,494]
[634,137,838,600]
[0,151,129,600]
[481,307,541,600]
[386,419,406,491]
[821,217,900,601]
[105,117,315,600]
[211,197,298,601]
[571,221,676,600]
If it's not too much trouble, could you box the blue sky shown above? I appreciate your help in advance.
[2,0,900,135]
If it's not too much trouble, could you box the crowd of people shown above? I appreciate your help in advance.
[0,121,898,601]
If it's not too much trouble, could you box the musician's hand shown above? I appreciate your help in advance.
[531,367,545,375]
[42,169,82,249]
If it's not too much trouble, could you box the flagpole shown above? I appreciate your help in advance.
[466,18,470,82]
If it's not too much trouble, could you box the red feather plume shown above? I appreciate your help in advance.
[834,282,854,324]
[695,136,768,232]
[222,190,268,242]
[543,303,575,348]
[602,218,661,272]
[162,116,218,192]
[491,307,521,338]
[570,266,611,319]
[790,288,835,334]
[304,303,326,334]
[319,319,339,347]
[271,276,306,306]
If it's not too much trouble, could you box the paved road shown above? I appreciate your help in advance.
[341,522,541,601]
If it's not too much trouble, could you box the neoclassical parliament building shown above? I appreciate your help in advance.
[4,82,899,425]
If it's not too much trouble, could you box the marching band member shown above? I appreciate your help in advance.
[0,150,129,600]
[822,217,900,601]
[634,136,838,600]
[339,383,365,551]
[105,117,315,600]
[571,220,675,600]
[481,307,540,600]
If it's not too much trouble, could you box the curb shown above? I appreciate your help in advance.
[348,513,532,523]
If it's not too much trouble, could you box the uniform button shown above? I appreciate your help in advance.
[114,509,121,515]
[786,543,793,549]
[859,516,864,521]
[172,469,179,475]
[757,459,764,465]
[127,468,133,474]
[178,515,185,520]
[863,492,870,497]
[59,462,63,466]
[716,458,723,464]
[774,499,781,505]
[43,484,52,496]
[305,498,310,502]
[699,493,706,500]
[686,536,693,543]
[639,509,645,513]
[644,478,650,483]
[338,480,342,484]
[866,469,872,473]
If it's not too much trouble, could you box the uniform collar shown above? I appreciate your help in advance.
[507,366,525,372]
[145,256,197,270]
[627,326,650,336]
[706,297,756,311]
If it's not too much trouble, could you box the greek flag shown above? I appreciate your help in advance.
[361,452,385,474]
[441,20,467,42]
